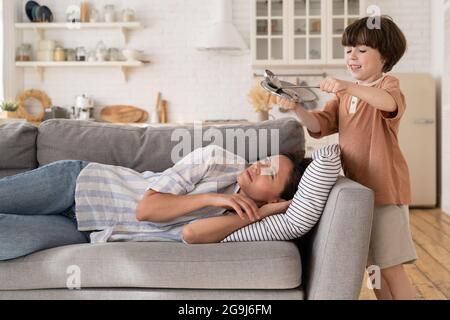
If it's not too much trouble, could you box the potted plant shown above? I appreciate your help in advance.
[0,100,19,119]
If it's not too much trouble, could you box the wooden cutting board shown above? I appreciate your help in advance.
[100,105,149,123]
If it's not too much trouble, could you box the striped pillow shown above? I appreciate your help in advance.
[221,144,341,242]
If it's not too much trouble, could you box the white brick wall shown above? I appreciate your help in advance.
[19,0,255,122]
[16,0,432,123]
[442,6,450,214]
[366,0,432,72]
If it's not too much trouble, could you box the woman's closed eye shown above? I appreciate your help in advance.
[260,159,277,179]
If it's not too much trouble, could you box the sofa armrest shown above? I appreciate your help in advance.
[298,176,374,300]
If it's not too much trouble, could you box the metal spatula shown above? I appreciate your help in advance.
[264,70,320,89]
[260,69,320,104]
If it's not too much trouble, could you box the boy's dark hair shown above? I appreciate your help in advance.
[342,15,407,73]
[279,153,311,201]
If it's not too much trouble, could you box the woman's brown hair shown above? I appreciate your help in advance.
[342,15,407,73]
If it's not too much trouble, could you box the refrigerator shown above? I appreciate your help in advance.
[394,73,437,208]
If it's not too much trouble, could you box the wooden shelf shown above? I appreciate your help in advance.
[15,22,142,29]
[16,61,144,67]
[16,61,148,82]
[15,22,143,43]
[15,21,147,81]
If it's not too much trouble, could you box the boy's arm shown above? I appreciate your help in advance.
[277,94,340,138]
[182,201,291,244]
[277,97,321,133]
[346,84,397,112]
[293,103,321,133]
[320,77,397,113]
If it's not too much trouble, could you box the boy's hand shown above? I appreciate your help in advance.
[258,200,292,220]
[276,97,298,110]
[319,77,354,94]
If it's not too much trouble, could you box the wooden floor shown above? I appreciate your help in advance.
[359,209,450,300]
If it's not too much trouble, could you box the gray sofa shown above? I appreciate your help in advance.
[0,118,374,300]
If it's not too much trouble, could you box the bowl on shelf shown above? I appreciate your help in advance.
[122,49,143,61]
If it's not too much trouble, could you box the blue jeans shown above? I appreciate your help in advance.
[0,160,90,261]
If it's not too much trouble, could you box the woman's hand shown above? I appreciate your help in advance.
[258,200,292,220]
[319,77,354,94]
[209,194,260,222]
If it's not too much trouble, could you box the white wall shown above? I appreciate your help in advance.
[15,0,432,123]
[19,0,255,122]
[2,0,22,101]
[367,0,432,72]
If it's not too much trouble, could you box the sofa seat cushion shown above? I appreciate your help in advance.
[0,242,301,290]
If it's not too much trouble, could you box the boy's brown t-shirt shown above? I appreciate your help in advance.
[308,75,411,205]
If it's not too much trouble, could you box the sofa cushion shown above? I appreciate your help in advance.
[0,242,302,290]
[0,121,38,175]
[37,119,305,173]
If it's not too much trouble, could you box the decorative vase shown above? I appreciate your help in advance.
[5,111,19,119]
[257,110,269,122]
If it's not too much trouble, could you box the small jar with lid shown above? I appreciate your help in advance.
[107,48,120,61]
[104,5,116,23]
[76,47,87,61]
[122,8,135,22]
[16,44,32,61]
[87,50,97,62]
[65,48,76,61]
[54,46,66,61]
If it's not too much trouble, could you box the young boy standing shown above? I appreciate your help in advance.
[278,16,417,300]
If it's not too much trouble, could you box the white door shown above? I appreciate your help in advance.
[394,73,437,207]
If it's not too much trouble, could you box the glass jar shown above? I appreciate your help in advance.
[54,46,66,61]
[90,7,100,22]
[104,5,116,23]
[16,44,32,61]
[122,8,135,22]
[87,50,97,62]
[107,48,120,61]
[95,41,107,61]
[75,47,87,61]
[65,48,76,61]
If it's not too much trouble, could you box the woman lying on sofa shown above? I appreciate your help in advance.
[0,145,304,261]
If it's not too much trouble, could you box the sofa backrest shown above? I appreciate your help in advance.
[1,118,305,175]
[0,121,38,178]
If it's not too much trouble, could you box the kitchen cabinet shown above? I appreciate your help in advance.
[251,0,365,66]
